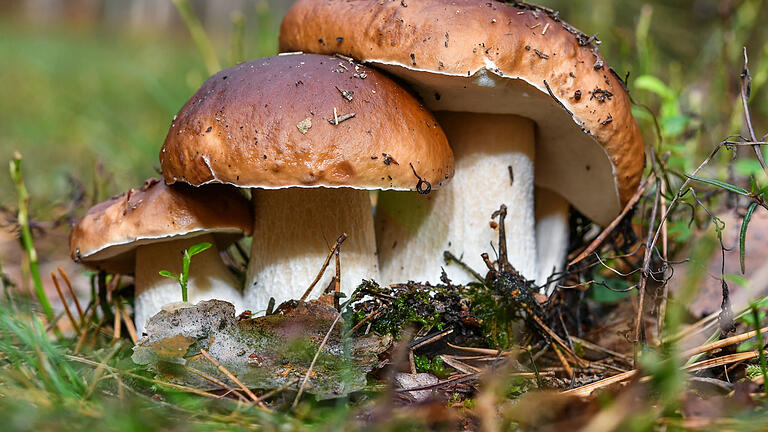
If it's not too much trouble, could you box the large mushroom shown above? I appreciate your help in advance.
[159,53,453,313]
[69,179,252,333]
[279,0,645,287]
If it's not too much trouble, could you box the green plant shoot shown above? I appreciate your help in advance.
[159,242,212,302]
[750,303,768,397]
[9,152,55,322]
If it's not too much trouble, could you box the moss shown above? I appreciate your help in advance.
[350,274,540,349]
[413,355,451,379]
[351,281,459,338]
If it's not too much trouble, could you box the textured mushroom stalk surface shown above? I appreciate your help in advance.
[376,112,536,284]
[134,233,243,334]
[245,188,378,312]
[534,188,570,294]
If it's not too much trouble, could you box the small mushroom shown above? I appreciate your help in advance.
[69,179,252,333]
[159,54,453,313]
[279,1,645,288]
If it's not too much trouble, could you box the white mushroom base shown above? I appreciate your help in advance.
[535,188,570,295]
[134,233,243,335]
[376,112,537,285]
[245,188,379,313]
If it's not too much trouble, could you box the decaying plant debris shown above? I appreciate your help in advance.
[132,299,391,400]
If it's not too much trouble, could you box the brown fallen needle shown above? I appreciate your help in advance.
[199,349,269,410]
[117,302,139,344]
[185,364,248,402]
[681,326,768,358]
[50,271,80,335]
[563,349,764,398]
[57,266,85,323]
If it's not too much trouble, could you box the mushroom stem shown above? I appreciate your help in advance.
[535,188,570,295]
[245,188,379,312]
[376,112,537,285]
[134,233,243,334]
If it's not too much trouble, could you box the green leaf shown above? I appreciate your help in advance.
[667,220,693,242]
[735,159,766,178]
[740,310,765,327]
[740,202,758,274]
[723,273,748,287]
[760,184,768,197]
[738,340,758,352]
[634,75,675,100]
[685,174,750,196]
[660,115,690,137]
[159,270,179,280]
[186,242,212,257]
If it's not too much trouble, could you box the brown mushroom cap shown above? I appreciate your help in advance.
[160,53,453,192]
[70,179,253,274]
[279,0,645,225]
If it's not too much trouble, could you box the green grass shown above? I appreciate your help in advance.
[0,21,223,212]
[4,1,768,430]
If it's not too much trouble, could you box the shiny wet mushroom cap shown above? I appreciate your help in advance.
[159,53,453,191]
[160,53,453,312]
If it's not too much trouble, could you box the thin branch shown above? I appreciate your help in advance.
[634,174,662,347]
[740,48,768,174]
[300,233,347,302]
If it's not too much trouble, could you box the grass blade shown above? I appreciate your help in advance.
[685,174,750,196]
[750,304,768,397]
[9,152,55,322]
[741,202,759,274]
[172,0,221,75]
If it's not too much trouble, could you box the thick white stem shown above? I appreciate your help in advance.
[245,188,379,313]
[376,112,537,285]
[535,188,570,295]
[134,233,243,334]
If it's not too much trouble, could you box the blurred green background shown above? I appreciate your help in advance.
[2,0,768,214]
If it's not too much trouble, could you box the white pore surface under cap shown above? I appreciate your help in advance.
[375,63,621,227]
[245,188,379,313]
[535,188,570,295]
[376,112,536,285]
[134,233,243,335]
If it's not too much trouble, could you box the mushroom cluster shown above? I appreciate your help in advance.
[279,0,645,289]
[70,0,644,334]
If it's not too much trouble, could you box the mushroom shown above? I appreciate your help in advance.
[69,178,252,333]
[159,54,453,313]
[279,0,645,287]
[535,188,571,294]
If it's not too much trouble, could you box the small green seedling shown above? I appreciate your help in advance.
[159,242,212,302]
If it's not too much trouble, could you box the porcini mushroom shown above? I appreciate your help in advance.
[279,0,645,287]
[69,179,252,333]
[535,188,570,293]
[159,54,453,312]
